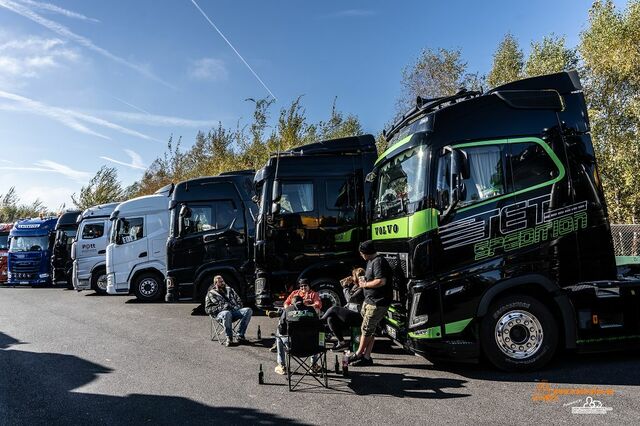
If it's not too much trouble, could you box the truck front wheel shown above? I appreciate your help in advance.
[481,295,558,372]
[311,279,343,314]
[133,272,165,302]
[91,270,107,295]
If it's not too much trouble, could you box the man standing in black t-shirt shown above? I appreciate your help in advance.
[349,240,393,367]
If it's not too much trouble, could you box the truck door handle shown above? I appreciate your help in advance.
[139,252,147,258]
[98,250,106,254]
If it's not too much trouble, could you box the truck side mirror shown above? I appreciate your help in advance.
[179,204,192,219]
[272,180,281,203]
[271,201,280,215]
[440,148,469,223]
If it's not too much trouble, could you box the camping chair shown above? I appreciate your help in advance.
[210,314,242,345]
[281,318,328,391]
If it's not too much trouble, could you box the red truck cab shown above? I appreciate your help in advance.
[0,223,13,283]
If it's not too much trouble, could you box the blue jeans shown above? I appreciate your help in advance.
[217,308,252,338]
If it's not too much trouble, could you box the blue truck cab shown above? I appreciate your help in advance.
[7,217,58,286]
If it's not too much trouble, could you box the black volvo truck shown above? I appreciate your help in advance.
[370,70,640,371]
[165,171,257,304]
[253,135,377,311]
[52,209,81,287]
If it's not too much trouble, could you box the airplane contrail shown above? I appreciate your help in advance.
[189,0,277,101]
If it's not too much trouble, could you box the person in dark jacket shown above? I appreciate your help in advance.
[320,267,365,350]
[204,275,252,347]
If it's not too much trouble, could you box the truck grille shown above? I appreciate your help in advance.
[379,252,409,304]
[11,261,39,280]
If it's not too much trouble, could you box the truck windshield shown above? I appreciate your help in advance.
[9,236,49,252]
[0,234,8,250]
[375,145,428,219]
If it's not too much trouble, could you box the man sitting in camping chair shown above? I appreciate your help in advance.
[205,275,252,347]
[274,295,328,390]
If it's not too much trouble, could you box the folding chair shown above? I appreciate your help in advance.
[209,315,242,345]
[282,319,328,391]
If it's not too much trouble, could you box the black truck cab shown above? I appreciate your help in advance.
[165,171,256,303]
[253,135,377,310]
[52,209,81,286]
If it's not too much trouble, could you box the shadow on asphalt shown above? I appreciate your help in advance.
[0,331,307,425]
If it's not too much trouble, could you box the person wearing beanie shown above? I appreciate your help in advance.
[349,240,393,367]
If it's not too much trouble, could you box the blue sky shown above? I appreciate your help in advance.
[0,0,624,209]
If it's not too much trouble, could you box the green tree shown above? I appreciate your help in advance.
[317,97,363,140]
[71,166,126,210]
[0,187,49,222]
[397,48,476,113]
[580,0,640,222]
[487,33,524,88]
[524,35,578,77]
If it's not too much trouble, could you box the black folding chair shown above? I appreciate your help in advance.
[283,319,328,391]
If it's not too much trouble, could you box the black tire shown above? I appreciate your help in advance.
[311,278,343,314]
[65,267,74,290]
[481,294,558,372]
[91,269,108,295]
[132,272,165,302]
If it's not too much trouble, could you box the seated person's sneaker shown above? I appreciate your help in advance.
[311,364,323,374]
[332,341,349,351]
[274,364,286,375]
[236,335,247,343]
[351,356,373,367]
[269,342,278,353]
[223,337,233,347]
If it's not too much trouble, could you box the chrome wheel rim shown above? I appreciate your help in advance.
[495,310,543,360]
[96,274,108,291]
[139,278,158,297]
[317,289,341,313]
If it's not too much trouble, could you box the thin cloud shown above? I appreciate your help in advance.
[0,89,158,141]
[188,57,228,81]
[100,149,146,170]
[16,0,100,22]
[112,96,152,115]
[98,110,220,128]
[0,0,175,89]
[0,160,91,183]
[190,0,276,100]
[0,36,79,83]
[326,9,376,18]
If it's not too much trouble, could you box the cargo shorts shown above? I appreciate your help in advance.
[360,302,387,337]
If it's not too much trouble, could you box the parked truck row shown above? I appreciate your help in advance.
[2,71,639,371]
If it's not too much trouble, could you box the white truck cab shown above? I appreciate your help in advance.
[72,202,120,294]
[106,186,171,302]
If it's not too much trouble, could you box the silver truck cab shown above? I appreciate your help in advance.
[71,202,120,294]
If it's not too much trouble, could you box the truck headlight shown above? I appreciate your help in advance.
[39,273,50,278]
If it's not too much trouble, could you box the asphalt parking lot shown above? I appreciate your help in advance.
[1,287,639,425]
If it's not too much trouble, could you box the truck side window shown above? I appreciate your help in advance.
[436,152,451,209]
[216,201,236,229]
[117,217,144,244]
[280,182,314,214]
[326,179,355,210]
[82,223,104,240]
[183,206,214,235]
[508,142,559,191]
[460,145,505,207]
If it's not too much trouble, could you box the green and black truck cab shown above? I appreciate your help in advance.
[371,70,640,371]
